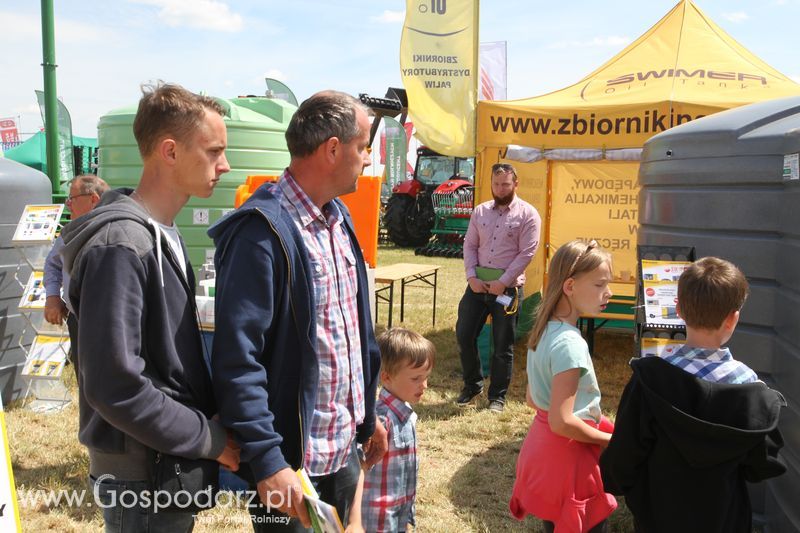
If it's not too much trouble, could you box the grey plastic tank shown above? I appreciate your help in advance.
[639,96,800,533]
[0,158,53,404]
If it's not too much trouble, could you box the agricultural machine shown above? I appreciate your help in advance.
[358,89,477,257]
[383,147,475,257]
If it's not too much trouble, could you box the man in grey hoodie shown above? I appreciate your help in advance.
[61,82,239,532]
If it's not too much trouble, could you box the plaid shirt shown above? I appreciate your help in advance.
[660,345,759,384]
[275,170,365,476]
[363,388,418,533]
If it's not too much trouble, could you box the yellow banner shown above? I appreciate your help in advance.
[0,397,21,532]
[550,161,639,281]
[400,0,478,157]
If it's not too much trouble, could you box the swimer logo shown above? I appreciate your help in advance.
[606,68,767,86]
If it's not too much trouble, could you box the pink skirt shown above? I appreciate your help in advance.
[509,410,617,532]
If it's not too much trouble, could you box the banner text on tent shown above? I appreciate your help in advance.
[550,163,640,280]
[489,109,707,138]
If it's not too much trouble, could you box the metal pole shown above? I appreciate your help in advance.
[472,0,479,157]
[41,0,60,194]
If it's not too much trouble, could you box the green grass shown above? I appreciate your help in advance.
[6,244,637,532]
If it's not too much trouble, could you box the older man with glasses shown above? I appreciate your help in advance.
[44,174,110,327]
[43,174,110,381]
[455,162,541,412]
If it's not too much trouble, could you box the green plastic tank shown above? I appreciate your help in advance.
[97,96,296,275]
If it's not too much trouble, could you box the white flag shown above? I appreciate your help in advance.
[479,41,507,101]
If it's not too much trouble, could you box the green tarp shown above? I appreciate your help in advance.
[4,131,97,175]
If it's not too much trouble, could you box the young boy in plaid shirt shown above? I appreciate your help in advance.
[657,257,759,384]
[361,328,434,532]
[601,257,786,533]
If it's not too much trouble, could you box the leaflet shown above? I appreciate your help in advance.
[18,271,47,310]
[22,335,69,378]
[641,260,690,328]
[640,337,686,359]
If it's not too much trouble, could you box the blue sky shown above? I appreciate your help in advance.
[2,0,798,138]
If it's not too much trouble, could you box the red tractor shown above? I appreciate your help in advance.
[384,147,475,256]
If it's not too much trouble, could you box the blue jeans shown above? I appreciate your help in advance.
[90,475,195,533]
[456,286,522,402]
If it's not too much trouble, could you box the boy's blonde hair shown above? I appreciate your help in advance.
[133,82,226,158]
[678,257,749,330]
[528,239,612,350]
[378,328,435,376]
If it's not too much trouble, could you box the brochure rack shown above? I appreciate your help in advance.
[635,245,695,358]
[12,204,71,412]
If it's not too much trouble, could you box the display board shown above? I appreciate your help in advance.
[635,245,695,357]
[11,204,63,244]
[13,204,71,412]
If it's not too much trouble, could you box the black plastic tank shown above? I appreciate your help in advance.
[639,96,800,533]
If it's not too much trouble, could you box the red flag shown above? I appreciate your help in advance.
[0,118,20,144]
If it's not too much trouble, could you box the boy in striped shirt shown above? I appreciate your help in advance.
[362,328,435,532]
[664,256,758,384]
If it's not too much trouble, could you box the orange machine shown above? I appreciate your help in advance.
[234,175,381,267]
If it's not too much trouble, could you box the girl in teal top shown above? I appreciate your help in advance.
[510,240,617,533]
[528,320,602,424]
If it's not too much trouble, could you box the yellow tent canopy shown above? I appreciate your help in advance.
[475,0,800,298]
[477,0,800,151]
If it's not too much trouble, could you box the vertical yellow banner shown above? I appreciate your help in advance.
[400,0,478,157]
[0,397,21,532]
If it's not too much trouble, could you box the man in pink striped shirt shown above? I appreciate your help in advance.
[456,163,541,412]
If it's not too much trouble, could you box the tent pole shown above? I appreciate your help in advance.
[472,0,480,156]
[543,160,554,289]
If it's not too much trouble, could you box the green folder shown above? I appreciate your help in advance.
[475,266,504,282]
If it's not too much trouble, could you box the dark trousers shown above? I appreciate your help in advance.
[455,286,521,402]
[244,445,361,532]
[67,313,79,379]
[543,519,607,533]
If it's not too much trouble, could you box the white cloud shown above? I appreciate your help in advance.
[790,74,800,84]
[12,103,42,115]
[370,10,404,23]
[0,10,112,44]
[722,11,749,23]
[0,11,39,41]
[547,35,630,50]
[263,69,287,82]
[58,18,116,43]
[128,0,243,32]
